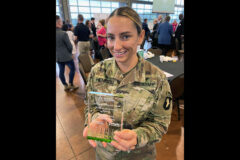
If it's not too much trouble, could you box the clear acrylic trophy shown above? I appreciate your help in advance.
[87,91,125,143]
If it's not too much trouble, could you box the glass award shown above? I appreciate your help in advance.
[87,91,125,143]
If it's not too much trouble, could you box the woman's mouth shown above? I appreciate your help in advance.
[113,51,127,57]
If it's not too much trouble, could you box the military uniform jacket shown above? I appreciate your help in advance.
[84,55,173,160]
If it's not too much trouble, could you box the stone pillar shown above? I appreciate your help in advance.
[59,0,71,22]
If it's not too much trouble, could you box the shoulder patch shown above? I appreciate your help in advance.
[163,96,172,110]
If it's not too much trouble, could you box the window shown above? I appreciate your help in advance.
[170,0,184,23]
[111,2,119,8]
[132,3,137,8]
[71,13,78,19]
[132,0,184,26]
[69,0,77,5]
[91,7,101,13]
[82,13,91,19]
[78,7,90,13]
[137,9,144,14]
[101,1,111,7]
[78,0,89,6]
[176,0,181,5]
[132,3,158,23]
[137,4,145,9]
[56,6,59,13]
[145,4,152,10]
[68,0,121,26]
[70,6,78,12]
[90,1,101,7]
[56,0,61,18]
[102,8,111,13]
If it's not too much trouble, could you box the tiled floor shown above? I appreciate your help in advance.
[56,51,184,160]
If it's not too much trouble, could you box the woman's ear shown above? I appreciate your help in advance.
[137,29,145,45]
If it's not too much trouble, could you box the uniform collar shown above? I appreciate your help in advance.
[107,54,146,83]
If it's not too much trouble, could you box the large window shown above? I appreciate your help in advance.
[132,0,184,28]
[56,0,61,17]
[132,3,158,23]
[169,0,184,23]
[69,0,122,26]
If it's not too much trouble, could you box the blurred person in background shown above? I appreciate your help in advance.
[96,19,107,60]
[86,20,95,62]
[175,14,184,50]
[172,20,178,33]
[62,24,77,63]
[157,16,173,56]
[56,15,79,91]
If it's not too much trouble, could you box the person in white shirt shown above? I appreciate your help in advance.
[62,24,77,56]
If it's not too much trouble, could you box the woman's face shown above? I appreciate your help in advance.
[97,22,102,29]
[88,21,91,28]
[107,16,144,66]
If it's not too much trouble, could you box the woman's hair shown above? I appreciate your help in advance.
[99,19,105,26]
[85,20,90,26]
[107,7,142,35]
[62,24,68,31]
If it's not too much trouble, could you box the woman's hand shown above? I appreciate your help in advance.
[83,114,112,148]
[110,129,137,151]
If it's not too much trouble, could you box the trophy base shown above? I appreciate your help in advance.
[87,136,112,143]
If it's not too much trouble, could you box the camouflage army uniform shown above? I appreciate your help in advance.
[84,55,173,160]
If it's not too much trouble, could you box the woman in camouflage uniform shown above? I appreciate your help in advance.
[83,7,173,160]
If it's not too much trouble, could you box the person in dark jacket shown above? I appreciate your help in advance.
[90,17,99,60]
[91,17,97,37]
[141,18,150,49]
[151,19,159,48]
[175,14,184,50]
[56,15,79,91]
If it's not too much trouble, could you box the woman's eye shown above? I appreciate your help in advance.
[122,35,130,40]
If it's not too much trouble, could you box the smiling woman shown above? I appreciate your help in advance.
[83,6,173,160]
[106,6,145,73]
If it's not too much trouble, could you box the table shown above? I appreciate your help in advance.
[146,56,184,81]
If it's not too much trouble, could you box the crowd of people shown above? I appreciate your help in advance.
[56,14,112,91]
[142,14,184,56]
[56,13,184,91]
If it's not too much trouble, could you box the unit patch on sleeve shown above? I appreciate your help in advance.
[163,96,172,110]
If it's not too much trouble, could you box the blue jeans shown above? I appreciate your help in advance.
[57,60,75,85]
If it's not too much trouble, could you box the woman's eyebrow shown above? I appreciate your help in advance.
[107,31,132,36]
[120,31,131,35]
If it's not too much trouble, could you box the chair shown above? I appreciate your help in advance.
[147,48,163,56]
[169,73,184,120]
[78,53,94,85]
[78,53,93,73]
[78,62,87,85]
[100,47,111,60]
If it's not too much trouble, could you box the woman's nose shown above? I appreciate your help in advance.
[113,38,122,51]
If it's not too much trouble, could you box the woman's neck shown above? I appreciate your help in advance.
[117,55,139,73]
